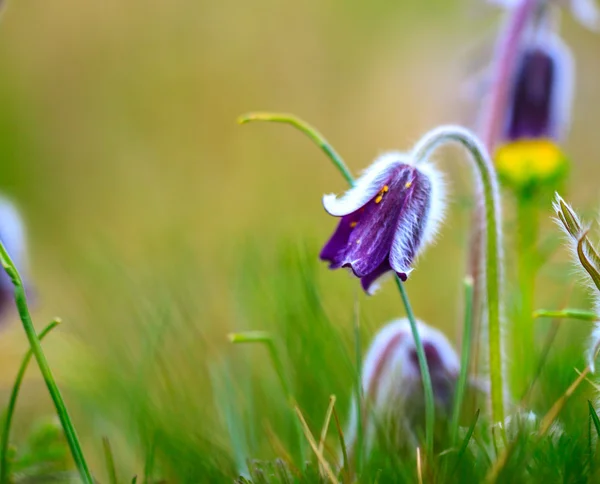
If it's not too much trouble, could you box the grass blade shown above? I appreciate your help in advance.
[452,277,474,445]
[229,331,305,464]
[0,241,93,484]
[294,406,339,484]
[452,409,480,474]
[533,309,598,321]
[0,318,60,484]
[103,437,118,484]
[589,401,600,438]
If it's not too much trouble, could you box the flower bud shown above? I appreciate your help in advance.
[553,193,600,370]
[345,319,459,457]
[320,153,445,294]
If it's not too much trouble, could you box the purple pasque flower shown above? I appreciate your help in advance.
[320,153,445,294]
[501,26,573,144]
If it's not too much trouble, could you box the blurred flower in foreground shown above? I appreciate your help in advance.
[320,153,445,294]
[494,9,573,190]
[345,319,459,458]
[553,193,600,370]
[0,198,27,320]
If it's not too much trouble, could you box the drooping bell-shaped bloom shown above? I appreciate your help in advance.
[320,153,445,294]
[0,198,27,320]
[494,11,574,187]
[344,319,460,458]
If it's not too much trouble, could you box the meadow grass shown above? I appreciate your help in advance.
[0,237,596,483]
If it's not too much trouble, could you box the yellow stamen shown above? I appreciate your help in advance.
[494,139,566,186]
[350,221,358,228]
[405,181,412,188]
[374,185,389,204]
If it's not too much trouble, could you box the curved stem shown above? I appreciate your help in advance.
[395,277,435,457]
[411,125,505,424]
[238,112,355,186]
[0,247,93,483]
[514,193,538,395]
[468,0,537,391]
[0,319,60,483]
[239,111,436,454]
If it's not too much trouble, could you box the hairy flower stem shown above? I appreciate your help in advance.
[514,193,538,394]
[238,112,437,456]
[411,125,505,424]
[0,319,60,484]
[469,0,538,385]
[0,245,93,484]
[395,277,436,457]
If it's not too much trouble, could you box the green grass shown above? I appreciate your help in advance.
[0,237,597,483]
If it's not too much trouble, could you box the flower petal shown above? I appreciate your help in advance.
[320,214,357,267]
[337,164,417,278]
[322,152,409,217]
[570,0,600,31]
[389,167,436,275]
[359,259,393,295]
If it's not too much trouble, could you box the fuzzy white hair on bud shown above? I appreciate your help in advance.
[553,193,600,371]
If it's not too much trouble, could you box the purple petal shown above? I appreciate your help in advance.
[338,165,417,277]
[505,48,556,140]
[389,170,432,275]
[320,213,360,268]
[359,259,392,293]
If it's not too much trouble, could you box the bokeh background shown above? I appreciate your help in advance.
[0,0,599,480]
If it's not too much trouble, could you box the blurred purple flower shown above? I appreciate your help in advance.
[320,153,445,294]
[0,198,27,320]
[501,29,573,144]
[493,9,573,186]
[488,0,599,31]
[345,319,460,456]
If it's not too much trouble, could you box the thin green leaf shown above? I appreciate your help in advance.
[452,409,480,474]
[0,319,61,484]
[589,401,600,439]
[533,309,598,321]
[103,437,118,484]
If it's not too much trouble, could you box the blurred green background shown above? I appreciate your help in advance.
[0,0,599,480]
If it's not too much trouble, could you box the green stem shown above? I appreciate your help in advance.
[395,277,435,456]
[533,309,598,322]
[411,126,505,424]
[0,245,93,483]
[353,297,364,473]
[238,112,355,187]
[515,192,538,396]
[452,277,474,446]
[228,331,306,465]
[0,319,60,483]
[239,112,437,455]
